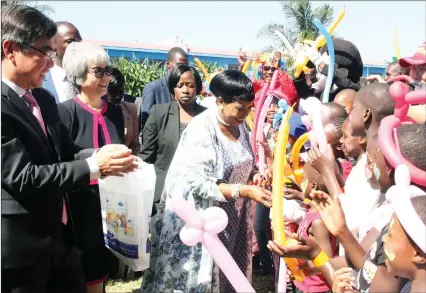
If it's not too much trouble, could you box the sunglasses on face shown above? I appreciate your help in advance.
[88,66,113,78]
[263,66,277,72]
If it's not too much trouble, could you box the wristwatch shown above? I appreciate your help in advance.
[231,184,242,200]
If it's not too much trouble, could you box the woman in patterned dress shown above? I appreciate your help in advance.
[141,70,273,293]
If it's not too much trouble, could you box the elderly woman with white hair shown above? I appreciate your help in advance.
[57,42,125,293]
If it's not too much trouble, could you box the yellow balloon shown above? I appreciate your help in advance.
[294,9,346,78]
[272,106,305,282]
[194,58,212,83]
[393,28,401,60]
[245,114,253,130]
[242,59,252,73]
[291,133,310,186]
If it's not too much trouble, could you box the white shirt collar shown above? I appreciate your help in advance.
[2,78,27,97]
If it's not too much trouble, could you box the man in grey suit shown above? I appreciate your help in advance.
[140,47,188,132]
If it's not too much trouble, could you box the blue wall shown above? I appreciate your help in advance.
[103,46,386,77]
[103,46,238,68]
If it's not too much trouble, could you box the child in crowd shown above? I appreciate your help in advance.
[292,163,339,293]
[341,83,396,234]
[338,118,366,167]
[333,89,356,114]
[383,195,426,293]
[286,123,425,293]
[263,96,279,152]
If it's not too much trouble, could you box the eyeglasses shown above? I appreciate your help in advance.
[88,66,113,78]
[21,43,57,60]
[263,66,277,72]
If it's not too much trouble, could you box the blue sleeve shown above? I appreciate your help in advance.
[141,83,155,130]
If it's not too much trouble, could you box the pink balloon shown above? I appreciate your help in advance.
[272,90,290,105]
[257,94,274,174]
[378,83,426,186]
[385,164,426,203]
[251,83,269,153]
[269,68,279,91]
[301,115,312,130]
[170,196,255,293]
[303,97,328,157]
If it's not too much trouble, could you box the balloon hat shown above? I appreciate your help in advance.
[378,75,426,186]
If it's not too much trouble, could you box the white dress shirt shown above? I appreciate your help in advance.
[50,64,75,103]
[2,78,100,180]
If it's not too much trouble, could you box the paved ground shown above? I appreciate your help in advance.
[105,262,275,293]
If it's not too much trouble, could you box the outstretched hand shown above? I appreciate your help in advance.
[309,190,347,236]
[283,187,304,201]
[307,143,336,176]
[267,233,322,260]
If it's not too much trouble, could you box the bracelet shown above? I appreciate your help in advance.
[313,250,329,268]
[231,184,242,200]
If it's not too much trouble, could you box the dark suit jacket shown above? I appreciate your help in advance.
[140,74,173,132]
[140,101,206,215]
[1,82,92,268]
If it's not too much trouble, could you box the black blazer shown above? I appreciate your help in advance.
[1,82,92,268]
[140,101,206,215]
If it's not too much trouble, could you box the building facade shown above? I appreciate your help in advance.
[86,39,387,77]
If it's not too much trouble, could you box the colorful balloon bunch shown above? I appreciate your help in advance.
[378,75,426,186]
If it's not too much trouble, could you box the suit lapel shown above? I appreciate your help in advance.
[2,83,48,140]
[167,101,180,151]
[2,83,59,160]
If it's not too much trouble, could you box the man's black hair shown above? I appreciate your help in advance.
[397,124,426,171]
[357,83,396,120]
[167,47,187,61]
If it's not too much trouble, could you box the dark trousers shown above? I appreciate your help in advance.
[254,203,273,270]
[2,224,87,293]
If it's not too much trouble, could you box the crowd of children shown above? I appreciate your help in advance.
[242,39,426,293]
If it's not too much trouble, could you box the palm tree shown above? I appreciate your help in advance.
[257,0,334,49]
[1,1,55,15]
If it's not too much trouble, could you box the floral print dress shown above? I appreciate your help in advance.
[141,108,255,293]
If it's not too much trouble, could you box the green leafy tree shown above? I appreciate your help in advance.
[257,0,334,46]
[111,54,166,97]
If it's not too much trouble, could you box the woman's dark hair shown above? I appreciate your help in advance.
[397,124,426,171]
[1,5,57,59]
[108,67,125,92]
[168,64,202,96]
[209,70,254,103]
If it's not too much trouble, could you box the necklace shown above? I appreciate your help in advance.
[216,110,231,126]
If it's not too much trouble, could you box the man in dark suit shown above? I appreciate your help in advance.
[140,47,188,132]
[1,5,139,292]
